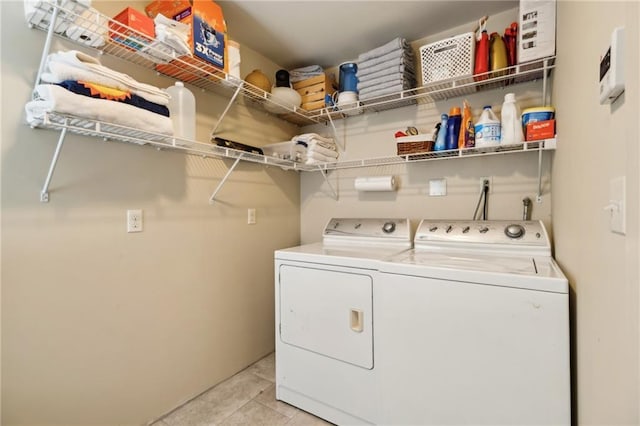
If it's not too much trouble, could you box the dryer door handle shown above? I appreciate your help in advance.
[350,309,364,333]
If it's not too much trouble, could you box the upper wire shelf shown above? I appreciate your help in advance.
[27,0,556,127]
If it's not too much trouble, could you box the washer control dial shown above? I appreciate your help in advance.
[505,224,525,239]
[382,221,396,234]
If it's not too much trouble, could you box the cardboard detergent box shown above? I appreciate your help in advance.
[518,0,556,62]
[146,0,227,72]
[110,7,155,51]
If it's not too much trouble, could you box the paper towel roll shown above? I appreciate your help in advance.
[354,176,397,192]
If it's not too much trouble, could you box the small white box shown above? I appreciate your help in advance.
[518,0,556,62]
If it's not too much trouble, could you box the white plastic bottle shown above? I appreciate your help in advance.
[474,105,501,147]
[166,81,196,140]
[500,93,524,145]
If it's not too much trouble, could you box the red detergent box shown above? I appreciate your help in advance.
[109,7,155,51]
[526,119,556,141]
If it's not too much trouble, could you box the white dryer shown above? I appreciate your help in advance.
[375,220,570,425]
[275,218,412,425]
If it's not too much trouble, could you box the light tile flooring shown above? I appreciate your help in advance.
[151,352,333,426]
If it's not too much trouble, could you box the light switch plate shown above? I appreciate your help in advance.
[609,176,626,235]
[429,178,447,196]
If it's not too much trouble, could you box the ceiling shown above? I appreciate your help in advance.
[219,1,518,69]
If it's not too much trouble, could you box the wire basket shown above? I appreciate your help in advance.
[419,32,477,99]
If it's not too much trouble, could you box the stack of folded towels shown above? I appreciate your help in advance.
[356,37,417,101]
[291,133,339,165]
[289,65,324,83]
[25,50,173,135]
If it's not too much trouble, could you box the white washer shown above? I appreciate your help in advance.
[275,218,412,425]
[375,220,570,425]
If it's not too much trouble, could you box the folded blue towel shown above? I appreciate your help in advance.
[358,57,416,79]
[356,63,413,81]
[358,48,415,70]
[289,65,324,83]
[56,80,170,116]
[358,37,411,63]
[358,72,414,91]
[359,82,415,101]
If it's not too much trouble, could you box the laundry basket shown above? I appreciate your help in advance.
[419,32,476,99]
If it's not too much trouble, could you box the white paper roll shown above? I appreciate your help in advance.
[354,175,397,192]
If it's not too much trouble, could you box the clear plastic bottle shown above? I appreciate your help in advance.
[500,93,524,145]
[474,106,501,147]
[434,114,448,151]
[166,81,196,140]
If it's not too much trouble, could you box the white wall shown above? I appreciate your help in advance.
[1,1,300,424]
[553,1,639,424]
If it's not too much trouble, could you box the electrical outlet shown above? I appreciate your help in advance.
[127,209,143,233]
[479,177,492,193]
[247,208,256,225]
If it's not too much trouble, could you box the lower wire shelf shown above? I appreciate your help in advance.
[30,112,556,202]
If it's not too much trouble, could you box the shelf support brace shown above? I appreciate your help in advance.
[40,127,68,203]
[319,169,338,201]
[34,0,60,88]
[536,144,544,203]
[209,155,242,204]
[211,81,244,137]
[325,110,344,151]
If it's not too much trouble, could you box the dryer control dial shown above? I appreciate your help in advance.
[382,221,396,233]
[505,224,525,239]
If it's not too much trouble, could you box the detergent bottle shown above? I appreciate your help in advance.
[434,114,448,151]
[474,106,501,147]
[459,100,475,148]
[504,22,518,66]
[490,32,508,77]
[474,32,489,81]
[500,93,524,145]
[446,107,462,150]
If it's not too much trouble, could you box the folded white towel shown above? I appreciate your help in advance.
[305,151,339,165]
[292,133,334,146]
[139,13,192,63]
[308,144,339,158]
[24,0,91,33]
[26,84,173,135]
[41,50,170,106]
[65,8,106,48]
[358,37,410,63]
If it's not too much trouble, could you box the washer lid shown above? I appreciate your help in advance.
[380,250,568,293]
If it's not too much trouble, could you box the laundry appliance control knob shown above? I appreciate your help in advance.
[382,221,396,233]
[505,224,525,239]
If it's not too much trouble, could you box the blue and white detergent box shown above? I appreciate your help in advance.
[192,8,225,69]
[146,0,228,73]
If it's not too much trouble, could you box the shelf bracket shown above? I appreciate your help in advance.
[40,126,68,203]
[319,169,338,201]
[536,144,544,203]
[211,81,244,137]
[325,109,344,152]
[209,155,242,204]
[34,0,60,88]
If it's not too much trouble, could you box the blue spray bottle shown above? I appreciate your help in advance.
[434,113,448,151]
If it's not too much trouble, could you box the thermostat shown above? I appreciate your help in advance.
[599,27,624,105]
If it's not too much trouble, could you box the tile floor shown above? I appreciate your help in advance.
[151,352,333,426]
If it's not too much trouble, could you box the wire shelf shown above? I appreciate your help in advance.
[28,0,556,127]
[31,112,556,174]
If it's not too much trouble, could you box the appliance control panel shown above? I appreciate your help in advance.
[323,218,411,241]
[415,220,549,248]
